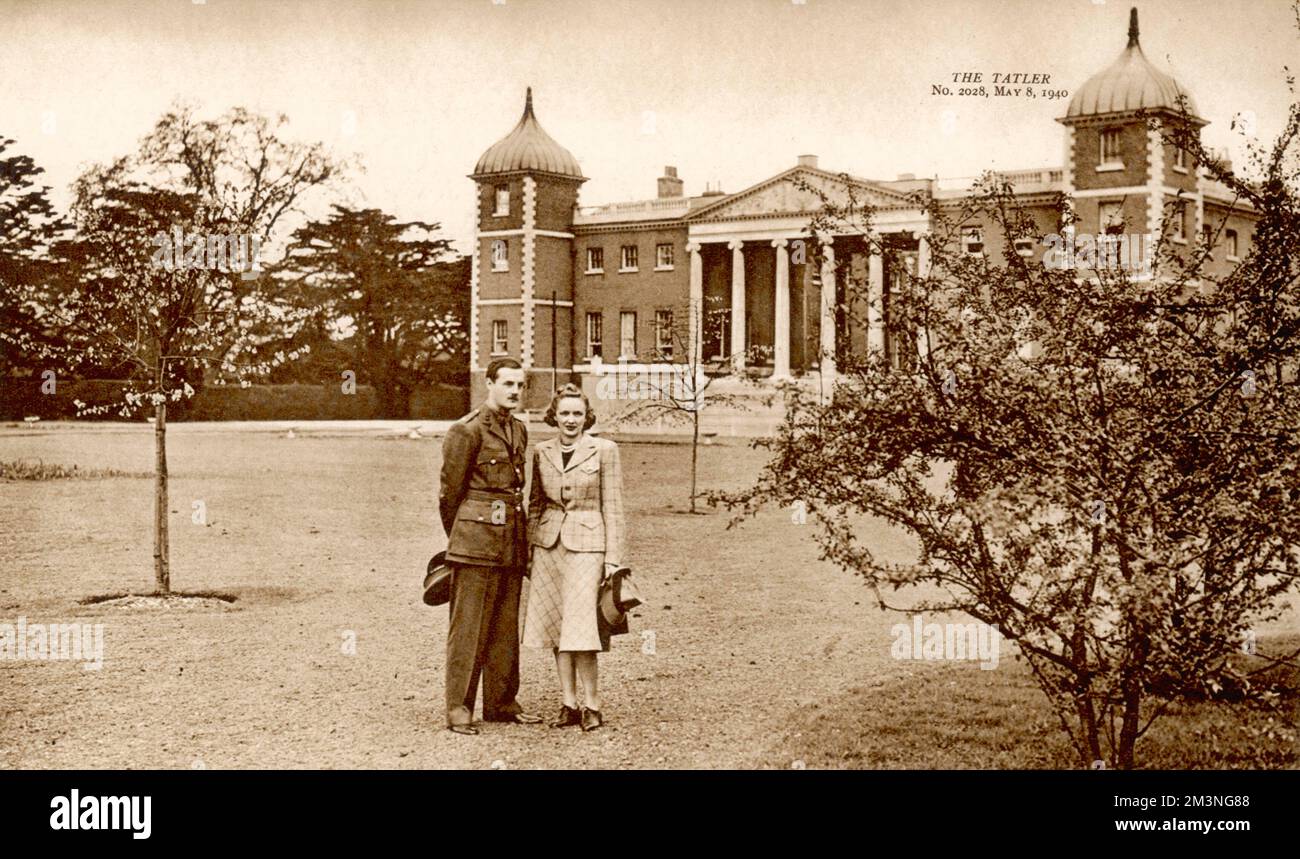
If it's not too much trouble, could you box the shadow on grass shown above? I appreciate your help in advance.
[80,590,239,606]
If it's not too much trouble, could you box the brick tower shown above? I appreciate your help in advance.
[1058,8,1207,253]
[469,87,585,409]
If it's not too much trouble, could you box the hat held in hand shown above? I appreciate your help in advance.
[598,565,643,627]
[423,551,452,606]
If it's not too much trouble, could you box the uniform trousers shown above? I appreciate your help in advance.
[445,563,525,726]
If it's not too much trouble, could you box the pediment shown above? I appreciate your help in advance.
[686,167,915,221]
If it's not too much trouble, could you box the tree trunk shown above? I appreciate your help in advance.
[1117,636,1148,769]
[690,406,699,513]
[153,399,170,594]
[373,372,411,419]
[1073,680,1102,767]
[392,382,413,419]
[1070,623,1102,766]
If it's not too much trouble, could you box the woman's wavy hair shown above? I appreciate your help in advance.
[543,383,597,431]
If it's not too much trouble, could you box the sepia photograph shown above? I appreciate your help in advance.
[1,0,1299,838]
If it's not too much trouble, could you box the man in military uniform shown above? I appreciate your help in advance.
[438,357,542,734]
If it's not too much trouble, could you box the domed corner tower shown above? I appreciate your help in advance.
[468,87,586,411]
[1057,7,1208,249]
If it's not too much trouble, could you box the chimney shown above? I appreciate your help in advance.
[657,165,684,199]
[797,154,819,169]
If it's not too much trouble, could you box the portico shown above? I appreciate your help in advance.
[682,168,931,382]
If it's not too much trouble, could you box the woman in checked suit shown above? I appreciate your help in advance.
[523,384,626,732]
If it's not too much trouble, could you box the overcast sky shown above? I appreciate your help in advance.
[2,0,1296,251]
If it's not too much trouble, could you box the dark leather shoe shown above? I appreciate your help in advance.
[550,705,582,728]
[580,707,603,732]
[448,724,479,736]
[485,711,543,725]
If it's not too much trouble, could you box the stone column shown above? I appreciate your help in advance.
[867,234,885,355]
[687,241,703,366]
[819,239,836,392]
[729,239,746,371]
[771,238,791,379]
[916,235,932,361]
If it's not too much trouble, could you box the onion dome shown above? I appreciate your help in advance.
[472,88,584,180]
[1065,9,1200,120]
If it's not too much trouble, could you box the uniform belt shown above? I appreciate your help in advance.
[465,488,521,501]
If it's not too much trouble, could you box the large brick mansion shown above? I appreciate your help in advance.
[466,8,1258,408]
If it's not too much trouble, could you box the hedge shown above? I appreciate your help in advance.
[0,378,468,421]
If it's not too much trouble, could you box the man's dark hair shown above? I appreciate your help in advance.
[486,357,523,382]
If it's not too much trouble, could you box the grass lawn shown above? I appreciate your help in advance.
[0,424,1296,769]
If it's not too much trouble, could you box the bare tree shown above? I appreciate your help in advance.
[603,297,770,513]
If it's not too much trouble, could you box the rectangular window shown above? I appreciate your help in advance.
[491,319,508,355]
[586,246,604,273]
[1099,201,1124,235]
[620,245,639,272]
[655,309,674,359]
[1012,237,1035,258]
[1202,225,1215,256]
[1226,228,1239,259]
[1100,128,1122,165]
[655,243,674,270]
[1172,201,1187,240]
[493,184,509,216]
[1173,146,1189,172]
[585,312,602,360]
[962,227,984,256]
[491,239,508,271]
[620,311,637,358]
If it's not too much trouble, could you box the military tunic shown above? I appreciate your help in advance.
[439,405,528,570]
[437,405,530,726]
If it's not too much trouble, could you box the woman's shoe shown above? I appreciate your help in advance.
[580,707,603,732]
[550,705,582,728]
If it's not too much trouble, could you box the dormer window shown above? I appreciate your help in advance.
[1099,128,1123,168]
[493,184,509,216]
